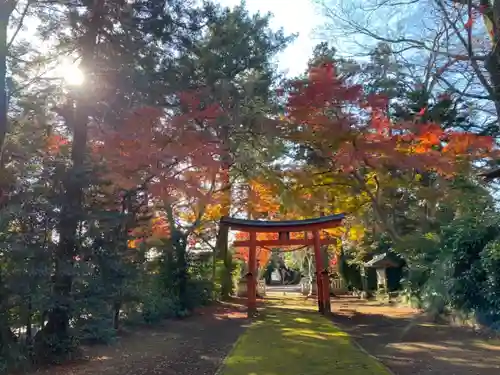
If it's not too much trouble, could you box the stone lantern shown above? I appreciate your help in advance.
[363,252,400,293]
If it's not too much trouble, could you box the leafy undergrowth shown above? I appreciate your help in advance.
[217,306,390,375]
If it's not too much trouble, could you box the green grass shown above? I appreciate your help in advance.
[218,307,390,375]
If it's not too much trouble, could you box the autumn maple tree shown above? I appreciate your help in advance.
[91,94,221,190]
[281,63,496,241]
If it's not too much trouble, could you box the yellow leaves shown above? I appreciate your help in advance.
[178,211,196,223]
[323,227,344,238]
[247,179,280,216]
[179,199,224,225]
[203,202,224,221]
[323,224,364,247]
[127,239,141,249]
[347,223,365,242]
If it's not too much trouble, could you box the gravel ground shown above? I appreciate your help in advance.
[331,297,500,375]
[30,303,248,375]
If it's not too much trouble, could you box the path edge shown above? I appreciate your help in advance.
[350,339,395,375]
[213,322,248,375]
[331,317,396,375]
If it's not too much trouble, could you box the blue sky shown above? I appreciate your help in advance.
[217,0,324,77]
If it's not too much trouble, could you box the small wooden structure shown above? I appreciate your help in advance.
[363,253,399,292]
[220,214,345,315]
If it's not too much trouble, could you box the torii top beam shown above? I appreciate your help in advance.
[220,213,345,233]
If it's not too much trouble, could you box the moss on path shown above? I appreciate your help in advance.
[217,306,390,375]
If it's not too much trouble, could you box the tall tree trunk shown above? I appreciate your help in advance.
[483,0,500,127]
[38,99,89,353]
[38,1,101,355]
[172,230,188,310]
[211,247,217,298]
[215,126,233,299]
[0,271,16,357]
[352,170,402,243]
[215,217,232,299]
[25,295,32,346]
[0,1,17,358]
[0,0,14,151]
[44,96,89,328]
[486,49,500,125]
[113,301,121,330]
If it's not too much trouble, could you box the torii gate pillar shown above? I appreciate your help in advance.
[313,230,331,314]
[247,232,257,315]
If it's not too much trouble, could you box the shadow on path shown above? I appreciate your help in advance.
[331,297,500,375]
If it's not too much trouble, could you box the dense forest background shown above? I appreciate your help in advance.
[1,0,500,373]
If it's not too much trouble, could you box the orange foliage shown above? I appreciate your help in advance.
[46,134,69,155]
[284,63,495,178]
[246,179,280,217]
[128,215,171,248]
[89,91,226,241]
[90,94,222,194]
[233,246,271,267]
[87,90,228,247]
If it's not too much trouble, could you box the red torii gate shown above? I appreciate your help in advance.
[220,213,345,315]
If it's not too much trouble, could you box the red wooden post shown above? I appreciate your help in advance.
[247,231,257,315]
[321,270,331,314]
[312,230,324,314]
